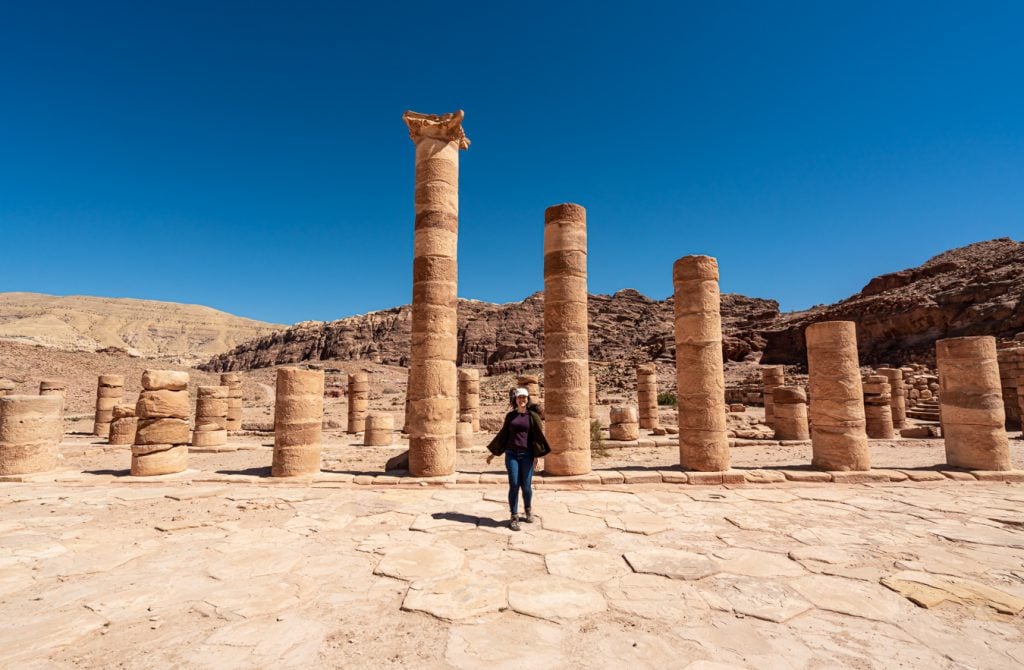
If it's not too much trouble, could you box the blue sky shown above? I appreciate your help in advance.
[2,1,1021,324]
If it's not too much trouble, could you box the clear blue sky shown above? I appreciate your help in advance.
[2,1,1021,324]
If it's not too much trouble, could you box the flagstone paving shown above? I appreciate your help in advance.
[1,479,1023,668]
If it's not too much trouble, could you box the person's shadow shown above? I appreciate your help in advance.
[431,511,504,528]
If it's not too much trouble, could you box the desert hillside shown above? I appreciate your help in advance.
[0,292,286,364]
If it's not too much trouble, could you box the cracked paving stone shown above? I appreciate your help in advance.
[603,572,711,623]
[545,549,631,583]
[402,573,507,621]
[507,575,606,621]
[697,575,813,623]
[624,548,720,580]
[373,543,465,582]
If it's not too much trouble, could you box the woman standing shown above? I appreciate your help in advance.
[486,387,551,531]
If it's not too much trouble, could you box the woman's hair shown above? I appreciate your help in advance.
[508,387,529,408]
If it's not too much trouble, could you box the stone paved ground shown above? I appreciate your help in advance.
[2,461,1023,668]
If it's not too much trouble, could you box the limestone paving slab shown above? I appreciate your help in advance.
[402,573,507,621]
[602,572,712,623]
[697,575,814,623]
[506,574,606,621]
[373,543,465,582]
[624,548,720,580]
[545,548,631,583]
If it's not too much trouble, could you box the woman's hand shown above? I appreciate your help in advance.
[486,454,494,465]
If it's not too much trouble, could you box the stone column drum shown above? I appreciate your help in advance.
[108,404,137,446]
[589,374,598,422]
[517,375,542,405]
[132,370,190,476]
[220,373,243,431]
[609,405,640,441]
[936,336,1011,470]
[543,203,591,476]
[996,347,1024,431]
[637,364,660,430]
[456,421,474,451]
[272,368,324,477]
[877,367,907,429]
[863,375,895,439]
[0,395,62,475]
[93,374,125,437]
[403,109,469,477]
[192,386,228,448]
[806,321,870,471]
[458,369,481,432]
[0,379,16,397]
[772,386,810,441]
[38,379,68,408]
[673,255,730,471]
[364,414,394,446]
[347,372,369,434]
[761,365,785,429]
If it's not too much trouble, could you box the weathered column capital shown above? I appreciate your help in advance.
[403,110,471,149]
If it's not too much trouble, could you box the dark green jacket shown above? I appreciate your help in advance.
[486,407,551,458]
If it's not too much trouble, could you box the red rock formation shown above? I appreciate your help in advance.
[761,238,1024,366]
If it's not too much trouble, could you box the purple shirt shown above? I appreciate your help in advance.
[509,411,531,450]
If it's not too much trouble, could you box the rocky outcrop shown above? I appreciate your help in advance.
[761,238,1024,366]
[0,292,284,364]
[201,290,781,373]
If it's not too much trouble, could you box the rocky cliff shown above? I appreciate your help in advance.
[201,290,782,373]
[760,238,1024,366]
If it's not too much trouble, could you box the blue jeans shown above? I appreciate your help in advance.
[505,450,535,516]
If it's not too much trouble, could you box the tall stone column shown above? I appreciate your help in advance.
[637,364,659,430]
[220,373,243,431]
[877,367,907,429]
[589,373,598,422]
[93,374,124,437]
[936,336,1010,470]
[458,369,480,432]
[543,203,591,475]
[403,110,469,477]
[806,321,870,471]
[347,372,369,434]
[272,367,324,477]
[761,365,785,428]
[673,255,729,471]
[0,395,62,475]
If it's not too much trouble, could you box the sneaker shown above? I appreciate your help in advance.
[509,518,521,531]
[522,510,534,523]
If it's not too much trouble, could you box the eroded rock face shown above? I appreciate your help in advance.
[201,290,780,373]
[762,238,1024,366]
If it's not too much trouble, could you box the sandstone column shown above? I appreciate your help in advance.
[364,414,394,446]
[637,364,660,430]
[220,373,243,431]
[761,365,785,429]
[192,385,228,448]
[108,404,138,446]
[516,375,542,405]
[806,321,870,471]
[93,374,125,437]
[589,373,598,422]
[347,372,369,434]
[272,367,324,477]
[877,367,907,429]
[543,203,591,475]
[936,336,1011,470]
[0,395,62,475]
[38,379,68,409]
[456,421,474,451]
[458,369,481,432]
[996,348,1024,431]
[403,110,469,477]
[772,386,810,441]
[0,380,15,397]
[673,255,729,471]
[132,370,190,476]
[863,374,895,439]
[609,405,640,441]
